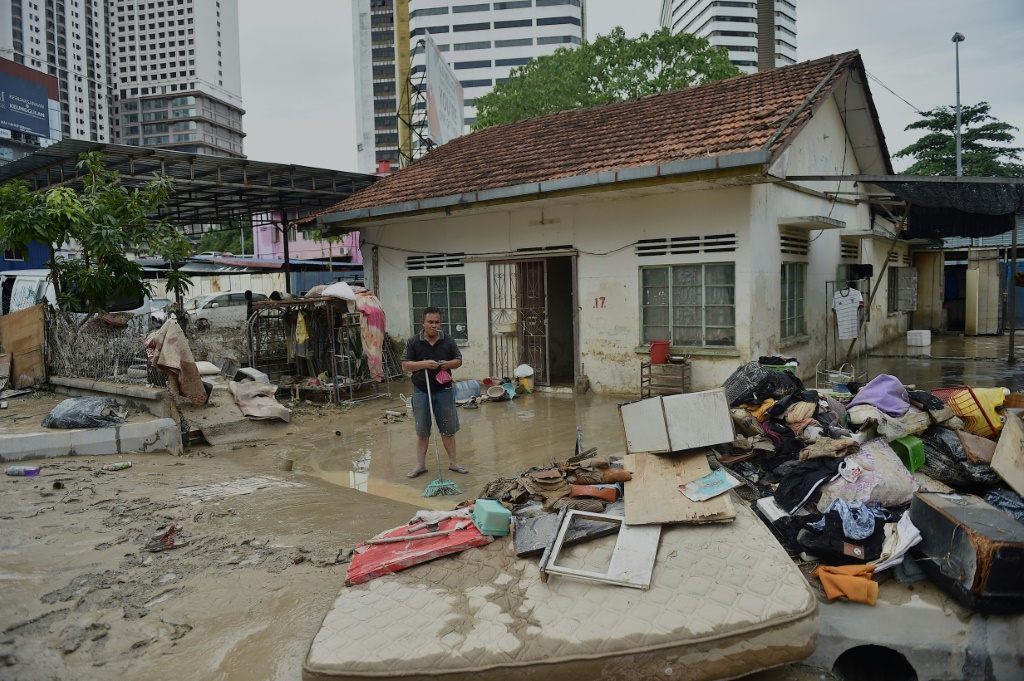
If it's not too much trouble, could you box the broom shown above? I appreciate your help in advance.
[422,365,462,497]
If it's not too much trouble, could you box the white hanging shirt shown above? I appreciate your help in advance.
[833,288,863,339]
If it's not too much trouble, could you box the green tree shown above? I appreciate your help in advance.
[894,102,1023,176]
[196,221,253,256]
[473,27,741,129]
[0,152,193,316]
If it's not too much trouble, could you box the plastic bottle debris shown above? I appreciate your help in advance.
[5,466,40,476]
[101,461,132,471]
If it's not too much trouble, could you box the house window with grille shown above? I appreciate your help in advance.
[640,264,735,347]
[887,267,918,314]
[781,262,806,339]
[409,275,468,340]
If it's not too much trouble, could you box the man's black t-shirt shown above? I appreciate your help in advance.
[402,330,462,391]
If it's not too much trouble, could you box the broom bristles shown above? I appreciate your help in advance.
[423,479,462,497]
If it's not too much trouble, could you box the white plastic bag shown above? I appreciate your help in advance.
[513,363,534,378]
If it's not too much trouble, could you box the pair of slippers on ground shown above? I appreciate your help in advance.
[407,465,469,479]
[145,522,189,552]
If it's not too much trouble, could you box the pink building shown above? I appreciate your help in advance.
[252,214,362,264]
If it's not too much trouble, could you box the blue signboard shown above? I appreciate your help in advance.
[0,72,50,137]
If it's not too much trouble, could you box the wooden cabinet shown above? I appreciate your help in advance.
[640,361,691,398]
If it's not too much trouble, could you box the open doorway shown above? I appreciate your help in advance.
[487,256,576,387]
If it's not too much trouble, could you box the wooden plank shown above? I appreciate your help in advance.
[958,429,997,465]
[0,352,9,391]
[663,388,734,452]
[623,450,735,525]
[619,397,670,454]
[992,412,1024,496]
[0,305,45,388]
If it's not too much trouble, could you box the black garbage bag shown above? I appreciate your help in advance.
[41,397,126,429]
[985,488,1024,524]
[918,425,1000,488]
[722,362,796,407]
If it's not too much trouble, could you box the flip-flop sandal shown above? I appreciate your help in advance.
[145,535,188,552]
[448,465,470,474]
[151,522,178,540]
[406,468,429,479]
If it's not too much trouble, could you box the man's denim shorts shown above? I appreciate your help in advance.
[412,385,460,438]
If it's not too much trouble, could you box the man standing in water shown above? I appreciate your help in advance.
[401,307,469,478]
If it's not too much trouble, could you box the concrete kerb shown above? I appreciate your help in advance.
[0,418,182,462]
[48,376,169,417]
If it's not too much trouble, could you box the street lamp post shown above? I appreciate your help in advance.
[952,32,965,177]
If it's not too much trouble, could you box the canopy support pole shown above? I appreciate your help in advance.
[1010,223,1017,365]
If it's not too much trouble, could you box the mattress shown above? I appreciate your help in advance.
[304,503,818,681]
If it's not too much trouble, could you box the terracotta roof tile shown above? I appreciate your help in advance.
[321,51,860,220]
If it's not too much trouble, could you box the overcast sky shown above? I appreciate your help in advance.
[238,0,1023,172]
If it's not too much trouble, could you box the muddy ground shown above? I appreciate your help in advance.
[0,379,863,681]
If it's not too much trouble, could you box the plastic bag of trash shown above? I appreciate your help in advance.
[41,397,127,429]
[918,425,1000,488]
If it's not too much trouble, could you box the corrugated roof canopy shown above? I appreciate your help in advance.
[0,140,378,225]
[786,174,1024,240]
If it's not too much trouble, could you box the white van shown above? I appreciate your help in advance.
[185,291,267,330]
[0,269,155,317]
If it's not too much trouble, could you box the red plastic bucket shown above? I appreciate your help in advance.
[649,340,670,364]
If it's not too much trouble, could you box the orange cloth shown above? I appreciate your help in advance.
[813,564,878,606]
[743,398,776,422]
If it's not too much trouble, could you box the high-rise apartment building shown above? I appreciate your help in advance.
[0,0,244,156]
[352,0,586,174]
[660,0,796,73]
[0,0,110,143]
[107,0,244,157]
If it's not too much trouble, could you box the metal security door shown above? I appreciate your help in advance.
[488,260,549,385]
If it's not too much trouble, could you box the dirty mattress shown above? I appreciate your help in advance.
[303,503,818,681]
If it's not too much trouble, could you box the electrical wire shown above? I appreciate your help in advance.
[864,70,923,113]
[363,239,639,258]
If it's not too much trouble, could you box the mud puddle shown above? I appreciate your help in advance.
[0,447,416,681]
[290,386,629,509]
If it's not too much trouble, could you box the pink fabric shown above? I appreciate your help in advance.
[350,292,386,382]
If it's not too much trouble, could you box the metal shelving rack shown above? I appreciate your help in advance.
[640,360,692,398]
[327,306,391,405]
[247,298,392,405]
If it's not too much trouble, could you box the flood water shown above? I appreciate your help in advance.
[289,385,629,509]
[294,334,1024,509]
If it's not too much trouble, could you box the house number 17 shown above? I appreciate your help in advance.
[594,297,606,308]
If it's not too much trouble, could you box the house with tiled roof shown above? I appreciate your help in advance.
[316,50,913,393]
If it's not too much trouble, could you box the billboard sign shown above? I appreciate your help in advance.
[424,31,464,147]
[0,71,50,137]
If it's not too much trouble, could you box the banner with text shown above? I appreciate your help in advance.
[0,72,49,137]
[425,32,464,147]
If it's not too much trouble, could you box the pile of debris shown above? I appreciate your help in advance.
[715,360,1024,612]
[343,385,752,589]
[305,386,822,680]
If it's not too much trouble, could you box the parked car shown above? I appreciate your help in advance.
[0,269,156,317]
[185,291,267,330]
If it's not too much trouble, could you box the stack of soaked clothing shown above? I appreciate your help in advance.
[746,389,852,472]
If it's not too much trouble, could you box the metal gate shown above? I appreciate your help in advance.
[488,259,549,385]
